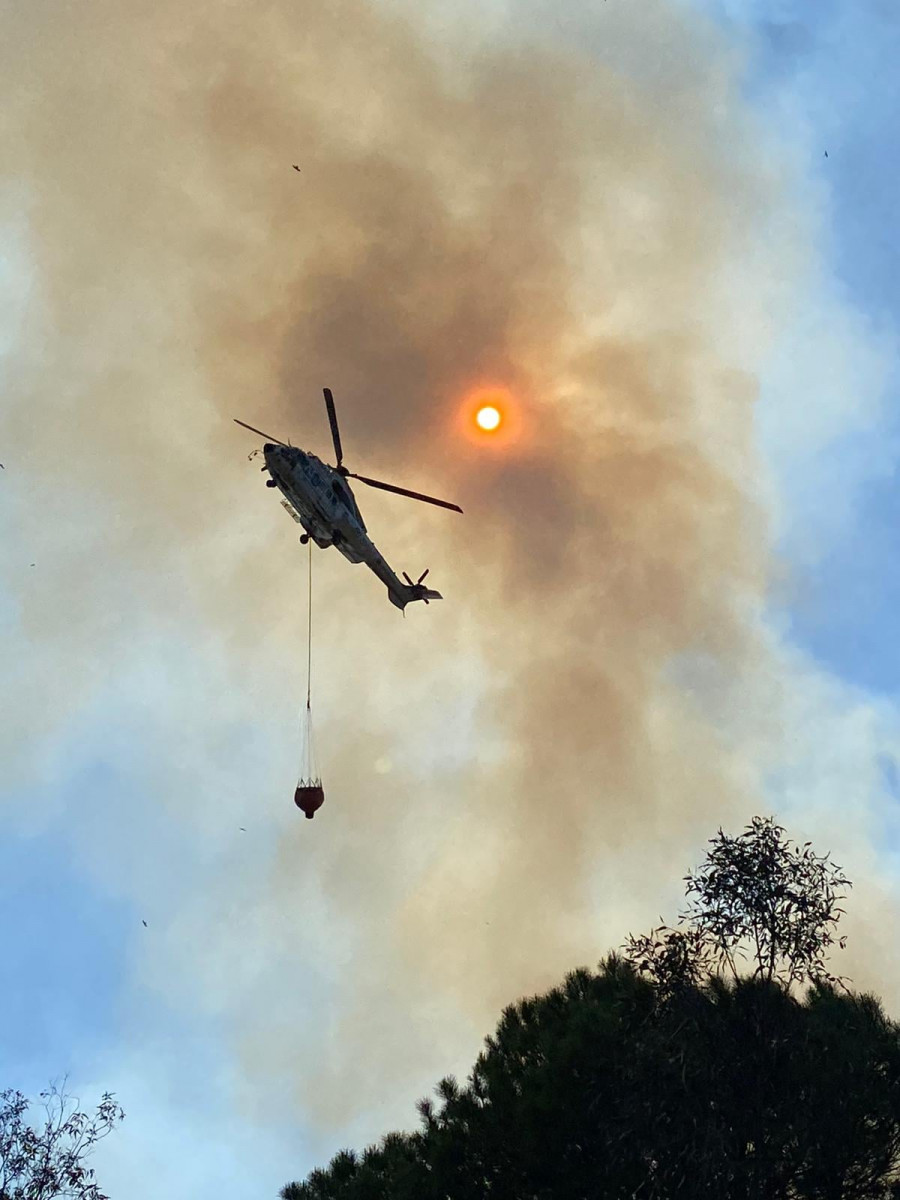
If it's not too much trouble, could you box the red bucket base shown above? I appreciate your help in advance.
[294,783,324,819]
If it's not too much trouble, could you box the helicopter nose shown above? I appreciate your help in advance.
[264,443,277,454]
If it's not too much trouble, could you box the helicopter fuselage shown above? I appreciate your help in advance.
[263,443,435,610]
[265,443,366,556]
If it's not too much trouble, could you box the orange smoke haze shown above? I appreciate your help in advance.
[6,0,898,1165]
[0,0,782,1140]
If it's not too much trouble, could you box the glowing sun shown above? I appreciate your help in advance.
[458,386,521,448]
[476,404,502,431]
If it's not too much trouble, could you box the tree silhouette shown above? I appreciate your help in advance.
[0,1082,123,1200]
[684,815,851,986]
[624,816,851,992]
[282,819,900,1200]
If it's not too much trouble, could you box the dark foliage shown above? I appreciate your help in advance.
[0,1083,124,1200]
[281,820,898,1200]
[625,816,851,991]
[282,963,900,1200]
[683,816,851,986]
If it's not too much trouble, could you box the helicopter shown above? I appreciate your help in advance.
[235,388,462,611]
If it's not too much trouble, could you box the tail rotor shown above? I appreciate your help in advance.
[403,569,434,602]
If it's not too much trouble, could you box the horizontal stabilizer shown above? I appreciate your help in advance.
[388,583,443,611]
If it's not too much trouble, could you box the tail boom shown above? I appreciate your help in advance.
[363,545,442,611]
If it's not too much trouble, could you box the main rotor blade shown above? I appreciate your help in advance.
[233,419,288,447]
[348,473,462,513]
[323,388,343,468]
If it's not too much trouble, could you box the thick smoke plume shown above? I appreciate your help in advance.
[7,0,882,1152]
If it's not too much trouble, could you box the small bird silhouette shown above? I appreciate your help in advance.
[292,164,301,172]
[824,150,829,158]
[142,920,148,928]
[239,827,246,832]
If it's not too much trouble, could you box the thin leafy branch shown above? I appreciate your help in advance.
[0,1082,123,1200]
[624,816,852,993]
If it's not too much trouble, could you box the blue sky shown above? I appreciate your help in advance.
[700,0,900,693]
[2,1,900,1197]
[776,3,900,694]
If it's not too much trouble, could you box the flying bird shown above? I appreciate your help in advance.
[142,920,147,927]
[239,827,246,832]
[292,164,301,172]
[824,150,829,157]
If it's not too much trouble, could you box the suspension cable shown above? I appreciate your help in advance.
[306,536,312,712]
